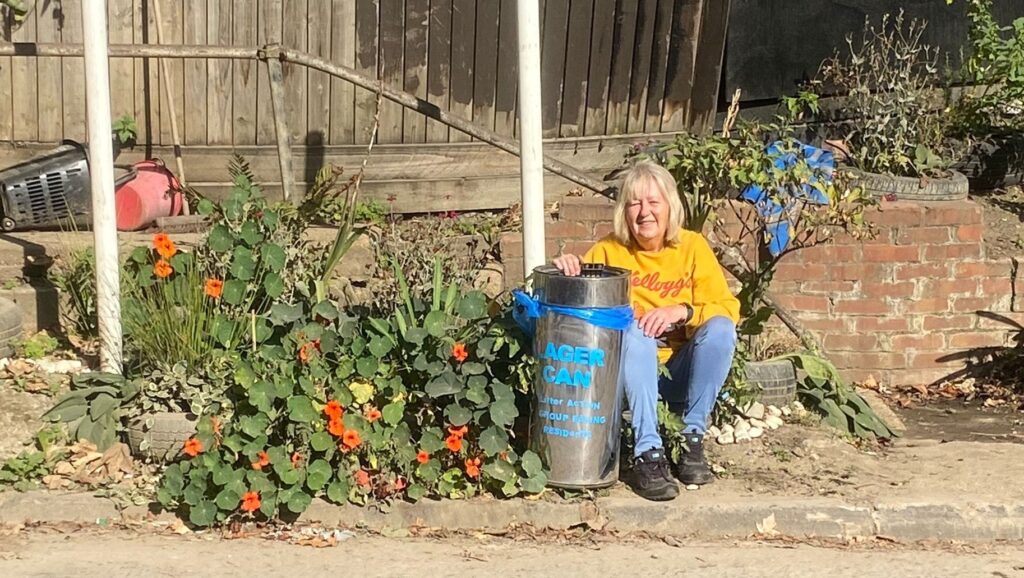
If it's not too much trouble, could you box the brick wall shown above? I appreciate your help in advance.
[500,195,1024,386]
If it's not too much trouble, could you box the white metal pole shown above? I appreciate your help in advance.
[82,0,123,373]
[517,0,546,279]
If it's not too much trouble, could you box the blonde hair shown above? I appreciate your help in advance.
[612,160,686,248]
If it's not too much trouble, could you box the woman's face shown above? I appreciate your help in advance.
[626,179,670,250]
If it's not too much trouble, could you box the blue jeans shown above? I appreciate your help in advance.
[621,316,737,456]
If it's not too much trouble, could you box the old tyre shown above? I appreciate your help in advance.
[0,297,23,358]
[853,169,969,201]
[126,411,198,461]
[746,359,798,408]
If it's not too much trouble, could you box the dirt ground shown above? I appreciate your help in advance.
[0,525,1022,578]
[973,186,1024,259]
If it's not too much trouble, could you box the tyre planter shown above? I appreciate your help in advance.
[0,297,22,358]
[852,168,969,201]
[127,411,198,461]
[746,359,798,408]
[953,133,1024,190]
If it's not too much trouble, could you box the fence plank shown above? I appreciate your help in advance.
[256,0,282,145]
[494,0,518,137]
[606,0,638,135]
[330,0,356,144]
[425,0,452,142]
[107,0,136,128]
[583,0,616,136]
[540,0,569,138]
[37,0,64,142]
[12,6,38,142]
[0,17,11,142]
[661,0,703,131]
[403,0,429,143]
[63,0,87,142]
[184,0,208,145]
[687,0,729,133]
[207,0,233,145]
[644,0,674,133]
[159,0,185,146]
[282,0,308,144]
[561,0,594,138]
[307,0,332,146]
[627,0,657,133]
[232,0,257,145]
[354,0,379,145]
[473,0,500,135]
[133,0,159,147]
[448,0,475,142]
[378,0,405,143]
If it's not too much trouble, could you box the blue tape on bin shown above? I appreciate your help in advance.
[512,290,634,336]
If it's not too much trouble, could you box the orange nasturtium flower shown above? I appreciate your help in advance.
[342,429,362,450]
[394,477,407,491]
[153,233,177,259]
[416,450,430,465]
[298,340,321,364]
[324,400,343,420]
[241,491,261,513]
[154,259,173,279]
[452,342,469,363]
[355,469,371,488]
[252,451,270,471]
[210,416,221,435]
[328,416,346,438]
[365,407,382,422]
[464,457,482,479]
[291,452,303,468]
[448,425,468,439]
[445,434,463,453]
[204,278,224,299]
[183,437,203,457]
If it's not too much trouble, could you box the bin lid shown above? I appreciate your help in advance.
[532,264,631,308]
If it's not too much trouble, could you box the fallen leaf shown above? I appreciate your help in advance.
[756,513,779,536]
[663,535,683,548]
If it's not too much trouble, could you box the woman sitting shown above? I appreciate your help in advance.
[552,160,740,501]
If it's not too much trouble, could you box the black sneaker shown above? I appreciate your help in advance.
[676,434,715,485]
[630,449,679,501]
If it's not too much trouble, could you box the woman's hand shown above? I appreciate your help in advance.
[638,304,691,338]
[552,254,583,277]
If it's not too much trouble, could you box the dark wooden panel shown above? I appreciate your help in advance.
[403,0,430,143]
[449,0,476,142]
[256,0,283,145]
[426,0,453,142]
[627,0,658,133]
[540,0,570,138]
[207,0,234,146]
[354,0,380,144]
[307,0,333,145]
[494,0,519,137]
[473,0,501,134]
[232,0,258,145]
[606,0,639,135]
[688,0,730,133]
[644,0,675,133]
[329,0,357,145]
[282,0,308,144]
[661,0,703,131]
[584,0,617,136]
[560,0,594,137]
[378,0,406,143]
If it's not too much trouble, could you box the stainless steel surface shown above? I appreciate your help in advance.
[532,264,631,308]
[529,265,630,489]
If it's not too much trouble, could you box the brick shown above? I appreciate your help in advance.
[593,222,614,239]
[868,203,924,227]
[954,261,1006,278]
[830,263,889,282]
[956,224,985,242]
[888,368,956,386]
[833,299,892,315]
[922,314,977,331]
[893,262,950,281]
[922,203,982,226]
[842,369,886,385]
[823,333,880,351]
[546,220,591,239]
[559,196,614,222]
[891,333,945,351]
[861,281,915,299]
[500,235,523,258]
[980,277,1012,296]
[948,332,1008,349]
[503,258,524,287]
[907,351,962,369]
[953,295,1007,312]
[774,262,829,281]
[863,245,921,263]
[922,243,984,261]
[796,245,861,263]
[920,279,977,297]
[773,294,830,313]
[801,280,857,295]
[855,316,911,332]
[831,228,893,245]
[894,226,951,245]
[798,316,852,332]
[976,312,1024,330]
[904,298,951,314]
[829,351,907,370]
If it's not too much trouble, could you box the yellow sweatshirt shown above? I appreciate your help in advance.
[583,230,740,363]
